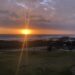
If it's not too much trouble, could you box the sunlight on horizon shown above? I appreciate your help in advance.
[21,29,32,35]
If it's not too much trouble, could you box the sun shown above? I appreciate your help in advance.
[21,29,32,35]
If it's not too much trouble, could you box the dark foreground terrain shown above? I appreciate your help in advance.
[0,40,48,50]
[0,50,75,75]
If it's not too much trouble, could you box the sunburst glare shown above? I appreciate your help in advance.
[21,29,32,35]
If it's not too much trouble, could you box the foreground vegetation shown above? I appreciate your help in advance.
[0,50,75,75]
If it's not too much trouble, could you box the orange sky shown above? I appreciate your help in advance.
[0,27,74,35]
[0,27,19,34]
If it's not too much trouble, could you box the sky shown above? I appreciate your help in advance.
[0,0,75,34]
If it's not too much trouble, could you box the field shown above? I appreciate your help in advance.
[0,50,75,75]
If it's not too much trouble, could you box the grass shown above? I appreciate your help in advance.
[0,50,75,75]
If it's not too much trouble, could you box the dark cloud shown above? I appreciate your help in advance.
[0,10,22,28]
[0,10,20,19]
[0,17,23,28]
[0,10,75,32]
[10,12,19,18]
[0,10,9,14]
[30,20,75,31]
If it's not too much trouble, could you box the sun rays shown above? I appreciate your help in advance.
[15,9,30,75]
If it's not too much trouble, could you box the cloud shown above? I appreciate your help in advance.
[0,0,75,34]
[0,10,9,14]
[16,2,28,9]
[10,12,19,19]
[0,10,22,28]
[0,18,22,27]
[0,10,75,32]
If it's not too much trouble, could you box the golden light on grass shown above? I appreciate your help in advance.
[21,29,32,35]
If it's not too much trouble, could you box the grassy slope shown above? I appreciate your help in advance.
[0,51,75,75]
